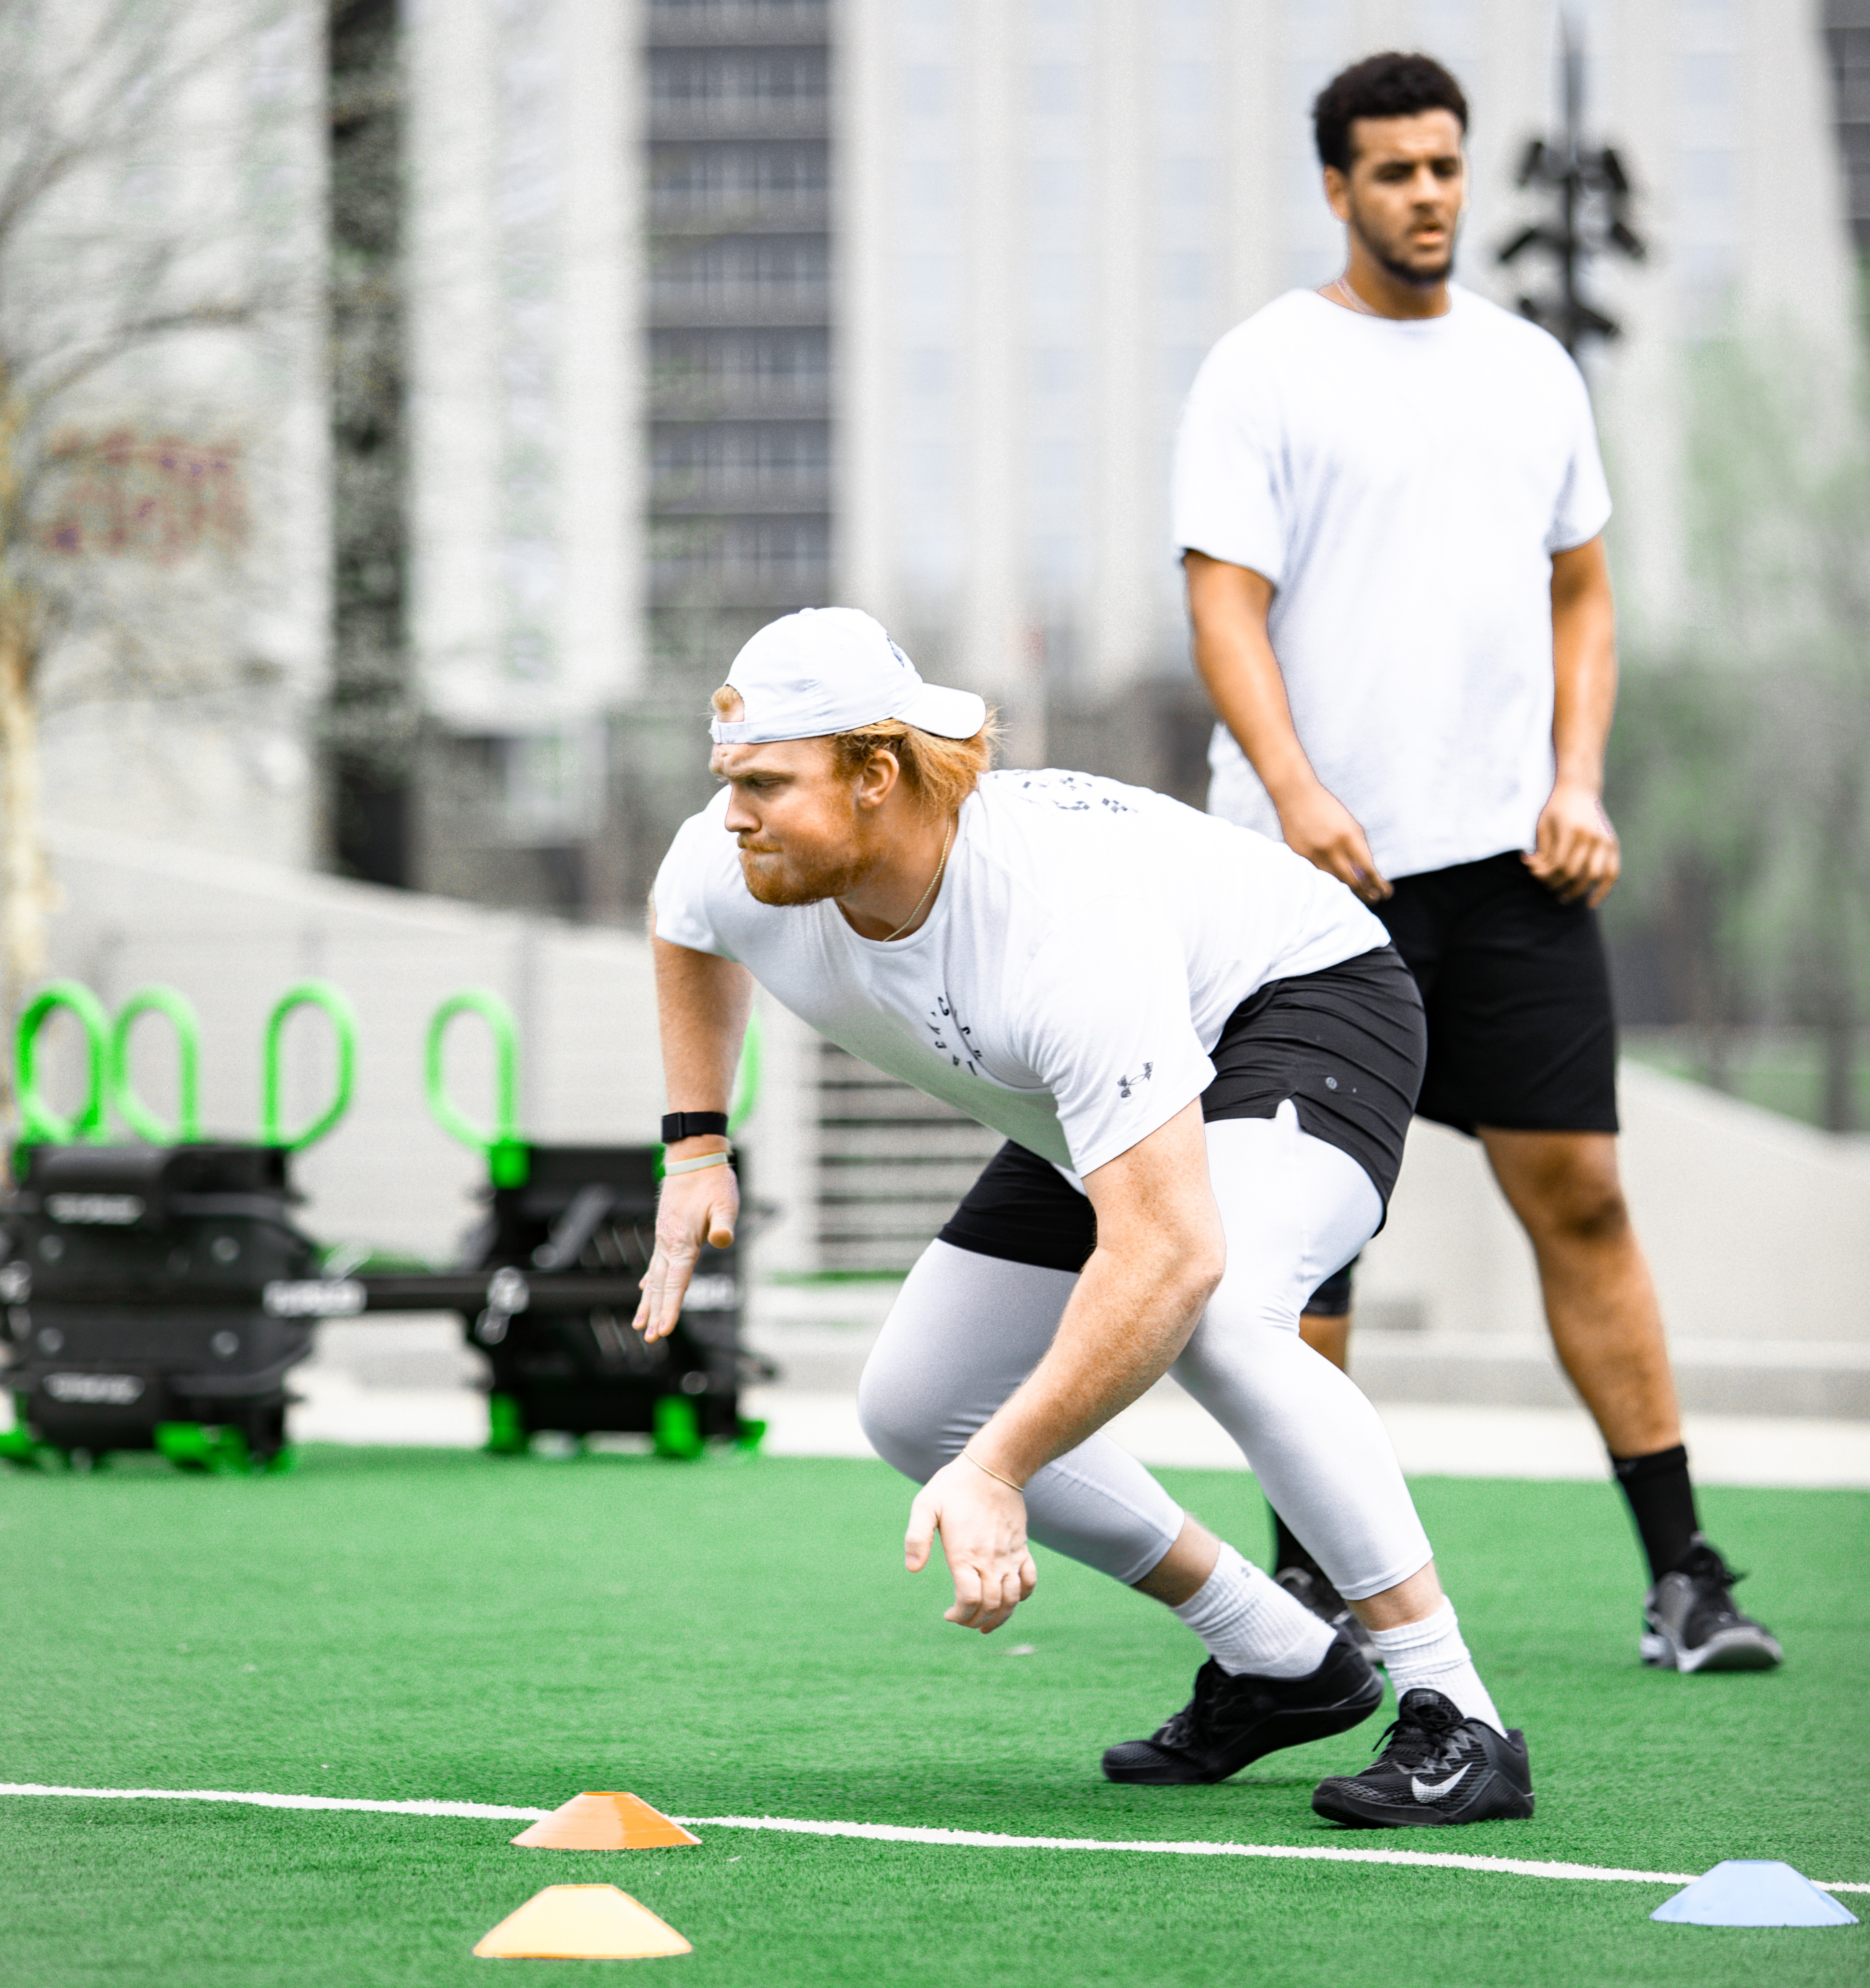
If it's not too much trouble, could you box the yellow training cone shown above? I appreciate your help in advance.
[511,1792,700,1850]
[473,1884,692,1959]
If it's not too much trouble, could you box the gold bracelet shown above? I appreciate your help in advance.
[962,1448,1023,1493]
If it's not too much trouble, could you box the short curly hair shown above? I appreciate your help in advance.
[1312,52,1468,174]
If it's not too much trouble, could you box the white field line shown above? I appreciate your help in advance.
[0,1783,550,1822]
[3,1782,1865,1897]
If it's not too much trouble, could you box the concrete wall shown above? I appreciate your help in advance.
[1356,1064,1870,1415]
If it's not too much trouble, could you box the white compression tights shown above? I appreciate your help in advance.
[857,1102,1433,1600]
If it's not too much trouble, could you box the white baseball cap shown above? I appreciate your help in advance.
[710,607,987,746]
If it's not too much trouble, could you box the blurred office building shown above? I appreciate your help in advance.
[841,0,1857,770]
[29,5,1853,912]
[388,0,834,912]
[1827,0,1870,245]
[364,0,1860,922]
[17,0,328,873]
[395,0,640,911]
[24,3,1857,908]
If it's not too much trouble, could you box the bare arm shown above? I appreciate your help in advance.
[903,1099,1226,1631]
[633,925,757,1341]
[1526,534,1621,907]
[1184,549,1390,902]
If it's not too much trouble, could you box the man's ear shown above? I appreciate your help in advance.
[1322,164,1351,223]
[852,747,902,812]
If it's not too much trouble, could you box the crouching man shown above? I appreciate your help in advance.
[637,606,1533,1827]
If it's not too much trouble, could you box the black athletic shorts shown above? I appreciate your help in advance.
[1374,849,1619,1138]
[1299,851,1618,1318]
[936,945,1425,1276]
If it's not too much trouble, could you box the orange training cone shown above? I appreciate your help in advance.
[511,1792,700,1851]
[473,1884,692,1959]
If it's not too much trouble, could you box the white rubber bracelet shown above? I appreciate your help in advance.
[663,1149,733,1177]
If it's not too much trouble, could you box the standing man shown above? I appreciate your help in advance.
[1173,51,1779,1674]
[641,605,1536,1827]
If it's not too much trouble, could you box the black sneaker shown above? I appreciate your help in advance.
[1102,1631,1382,1785]
[1276,1565,1380,1666]
[1640,1534,1783,1673]
[1311,1687,1534,1828]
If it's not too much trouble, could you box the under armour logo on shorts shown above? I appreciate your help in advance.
[1117,1063,1154,1099]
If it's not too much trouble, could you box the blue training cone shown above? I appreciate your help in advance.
[1652,1861,1859,1928]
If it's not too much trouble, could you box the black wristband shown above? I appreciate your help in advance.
[661,1111,729,1144]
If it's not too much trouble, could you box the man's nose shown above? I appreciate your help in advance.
[723,790,758,832]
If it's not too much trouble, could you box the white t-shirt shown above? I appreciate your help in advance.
[652,769,1387,1181]
[1172,284,1613,881]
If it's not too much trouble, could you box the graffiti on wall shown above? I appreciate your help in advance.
[39,430,248,564]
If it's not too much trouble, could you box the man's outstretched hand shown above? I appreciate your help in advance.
[1525,780,1620,907]
[633,1164,738,1344]
[905,1455,1039,1633]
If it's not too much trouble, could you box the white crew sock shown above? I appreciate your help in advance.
[1170,1543,1336,1679]
[1369,1602,1504,1732]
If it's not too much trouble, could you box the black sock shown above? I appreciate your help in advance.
[1611,1444,1701,1582]
[1269,1508,1322,1579]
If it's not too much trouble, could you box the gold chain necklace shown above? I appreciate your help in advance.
[881,817,955,942]
[1331,272,1382,317]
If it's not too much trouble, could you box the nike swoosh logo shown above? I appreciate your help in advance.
[1410,1765,1472,1802]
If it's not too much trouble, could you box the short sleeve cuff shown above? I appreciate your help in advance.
[650,891,735,959]
[1171,533,1284,587]
[1066,1049,1216,1180]
[1547,499,1612,555]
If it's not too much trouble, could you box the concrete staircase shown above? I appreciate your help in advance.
[812,1041,1001,1272]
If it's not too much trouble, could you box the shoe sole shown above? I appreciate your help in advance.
[1640,1627,1784,1674]
[1102,1669,1384,1786]
[1311,1774,1535,1829]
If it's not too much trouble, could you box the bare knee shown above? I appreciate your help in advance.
[1537,1174,1629,1252]
[1485,1132,1633,1254]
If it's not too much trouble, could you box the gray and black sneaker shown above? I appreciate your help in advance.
[1311,1687,1534,1829]
[1276,1565,1380,1666]
[1641,1534,1783,1673]
[1102,1631,1383,1785]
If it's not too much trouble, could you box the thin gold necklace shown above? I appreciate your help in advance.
[881,817,955,942]
[1330,272,1381,317]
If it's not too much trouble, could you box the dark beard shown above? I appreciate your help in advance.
[739,844,876,906]
[1353,212,1456,288]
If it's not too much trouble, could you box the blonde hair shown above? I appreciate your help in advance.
[710,685,999,817]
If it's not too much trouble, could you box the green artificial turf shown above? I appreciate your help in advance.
[2,1448,1865,1986]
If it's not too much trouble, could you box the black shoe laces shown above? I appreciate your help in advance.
[1154,1660,1256,1753]
[1152,1665,1219,1751]
[1675,1540,1761,1639]
[1155,1706,1196,1749]
[1678,1539,1746,1595]
[1366,1693,1464,1770]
